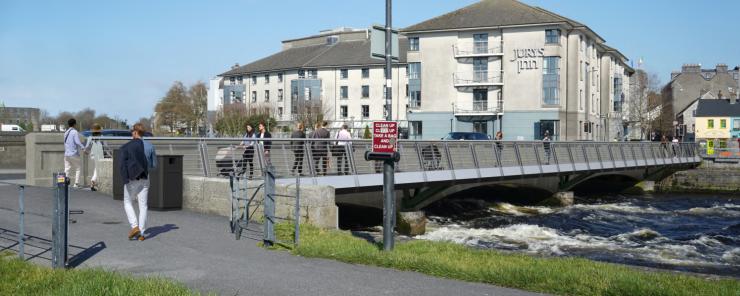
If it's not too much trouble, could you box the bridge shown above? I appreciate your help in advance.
[98,137,700,211]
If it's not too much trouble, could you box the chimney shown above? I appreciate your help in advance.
[681,63,701,73]
[716,64,728,73]
[231,63,240,70]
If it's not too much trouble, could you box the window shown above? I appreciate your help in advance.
[326,36,338,45]
[278,89,283,101]
[408,62,421,80]
[591,94,595,113]
[361,105,369,118]
[545,29,560,44]
[251,76,257,85]
[542,57,560,105]
[733,119,740,131]
[473,58,487,82]
[362,85,369,98]
[264,90,270,102]
[719,141,728,149]
[229,77,236,84]
[308,70,317,79]
[230,91,235,102]
[362,68,369,78]
[340,106,348,118]
[580,61,584,81]
[613,76,623,112]
[251,91,257,103]
[473,33,488,54]
[410,121,422,139]
[473,89,488,111]
[409,37,419,51]
[264,74,270,84]
[298,70,305,79]
[278,73,283,82]
[278,107,283,117]
[405,84,409,97]
[579,90,584,110]
[708,119,714,129]
[340,86,348,99]
[340,69,348,79]
[236,76,243,84]
[720,119,727,129]
[538,120,560,141]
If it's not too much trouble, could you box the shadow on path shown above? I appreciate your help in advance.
[144,224,179,239]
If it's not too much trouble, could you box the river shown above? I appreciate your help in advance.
[419,194,740,277]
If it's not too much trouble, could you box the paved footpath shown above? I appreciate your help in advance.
[0,181,546,296]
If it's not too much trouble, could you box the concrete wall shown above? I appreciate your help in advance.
[0,132,26,169]
[24,132,94,187]
[182,176,338,229]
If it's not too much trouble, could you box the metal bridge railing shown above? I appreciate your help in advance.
[96,137,700,181]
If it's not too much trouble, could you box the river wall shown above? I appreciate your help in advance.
[657,161,740,193]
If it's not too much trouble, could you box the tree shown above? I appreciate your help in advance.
[214,103,249,137]
[628,70,661,140]
[154,81,190,135]
[363,125,372,139]
[137,117,153,132]
[75,108,96,131]
[186,81,208,136]
[55,111,75,127]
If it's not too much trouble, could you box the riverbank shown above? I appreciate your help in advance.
[657,161,740,193]
[275,224,739,296]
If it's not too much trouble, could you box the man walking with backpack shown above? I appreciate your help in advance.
[119,123,157,241]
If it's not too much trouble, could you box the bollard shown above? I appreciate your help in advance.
[18,185,25,260]
[263,166,276,247]
[52,172,69,269]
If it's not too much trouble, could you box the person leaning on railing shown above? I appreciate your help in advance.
[290,122,306,175]
[333,124,352,175]
[542,131,552,165]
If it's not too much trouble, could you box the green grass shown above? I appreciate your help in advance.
[0,252,200,296]
[275,224,740,296]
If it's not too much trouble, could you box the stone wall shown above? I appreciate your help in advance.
[0,132,26,169]
[657,162,740,193]
[24,132,95,187]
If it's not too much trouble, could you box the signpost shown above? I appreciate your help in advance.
[372,121,398,153]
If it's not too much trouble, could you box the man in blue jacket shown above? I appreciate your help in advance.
[119,123,157,241]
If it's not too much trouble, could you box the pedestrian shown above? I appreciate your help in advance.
[671,137,680,158]
[257,122,272,165]
[542,131,552,164]
[660,135,669,156]
[63,118,86,188]
[312,121,330,176]
[494,130,504,155]
[84,123,105,191]
[334,124,352,175]
[290,122,306,175]
[119,123,157,241]
[239,124,256,179]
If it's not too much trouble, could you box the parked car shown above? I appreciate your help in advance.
[81,129,153,137]
[442,132,491,140]
[0,124,25,133]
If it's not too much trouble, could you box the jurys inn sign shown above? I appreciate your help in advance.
[510,48,544,73]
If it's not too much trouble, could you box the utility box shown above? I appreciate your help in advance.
[112,152,183,211]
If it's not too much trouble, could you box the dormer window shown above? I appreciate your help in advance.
[326,36,338,45]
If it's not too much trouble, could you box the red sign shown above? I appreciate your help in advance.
[372,121,398,153]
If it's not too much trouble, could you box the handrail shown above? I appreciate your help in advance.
[93,137,700,182]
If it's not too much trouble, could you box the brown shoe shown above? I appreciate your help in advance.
[128,227,140,240]
[138,235,145,241]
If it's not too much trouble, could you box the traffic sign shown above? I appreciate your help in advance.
[372,121,398,153]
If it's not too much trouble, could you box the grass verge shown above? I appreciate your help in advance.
[0,252,200,296]
[275,223,739,296]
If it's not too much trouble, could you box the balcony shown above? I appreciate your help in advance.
[453,71,503,87]
[453,101,501,121]
[453,43,503,58]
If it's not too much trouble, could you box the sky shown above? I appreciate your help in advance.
[1,0,738,123]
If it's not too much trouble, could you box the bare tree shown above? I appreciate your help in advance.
[628,70,662,140]
[187,81,208,135]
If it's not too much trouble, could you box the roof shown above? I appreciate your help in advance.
[695,99,740,117]
[402,0,601,41]
[221,38,408,76]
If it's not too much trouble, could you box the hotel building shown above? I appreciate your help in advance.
[216,0,633,140]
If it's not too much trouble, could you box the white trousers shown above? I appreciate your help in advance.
[63,156,82,187]
[123,179,149,233]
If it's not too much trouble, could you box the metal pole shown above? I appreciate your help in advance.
[294,171,301,246]
[263,166,275,247]
[385,0,392,122]
[18,185,25,260]
[382,159,395,251]
[52,172,69,269]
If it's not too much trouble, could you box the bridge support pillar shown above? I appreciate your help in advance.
[539,191,574,207]
[636,181,655,193]
[396,211,426,236]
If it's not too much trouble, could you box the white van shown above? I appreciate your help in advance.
[0,124,26,132]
